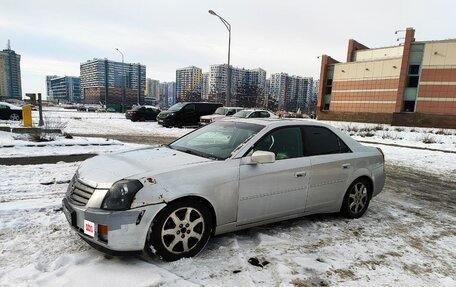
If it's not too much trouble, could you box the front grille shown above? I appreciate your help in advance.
[67,179,96,206]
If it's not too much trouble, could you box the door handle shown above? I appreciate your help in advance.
[342,163,351,169]
[295,171,306,178]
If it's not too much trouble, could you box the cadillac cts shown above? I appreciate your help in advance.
[62,119,385,261]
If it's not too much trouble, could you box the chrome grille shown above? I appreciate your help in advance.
[67,178,96,206]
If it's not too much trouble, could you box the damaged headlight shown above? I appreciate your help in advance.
[101,180,143,210]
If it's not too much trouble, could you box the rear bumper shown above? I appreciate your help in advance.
[62,198,166,252]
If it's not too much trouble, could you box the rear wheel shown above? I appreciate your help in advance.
[341,178,371,218]
[145,200,212,261]
[10,113,20,121]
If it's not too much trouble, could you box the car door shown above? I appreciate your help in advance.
[303,126,355,213]
[237,126,310,225]
[182,104,196,125]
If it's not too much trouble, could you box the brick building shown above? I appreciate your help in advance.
[318,28,456,128]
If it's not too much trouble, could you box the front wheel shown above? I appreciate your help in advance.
[341,178,371,218]
[145,200,212,261]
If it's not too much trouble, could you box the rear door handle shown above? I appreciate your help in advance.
[342,163,351,169]
[295,171,306,178]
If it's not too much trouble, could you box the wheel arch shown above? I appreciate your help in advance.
[161,195,217,236]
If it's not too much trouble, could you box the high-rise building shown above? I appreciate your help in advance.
[202,72,209,100]
[48,76,81,103]
[175,66,202,102]
[145,78,160,99]
[208,64,267,105]
[80,58,146,107]
[269,73,313,112]
[0,40,22,100]
[159,82,176,108]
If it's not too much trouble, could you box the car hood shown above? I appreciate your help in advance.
[158,110,176,117]
[77,147,211,188]
[200,114,224,120]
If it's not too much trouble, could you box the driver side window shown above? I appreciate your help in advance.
[253,127,303,160]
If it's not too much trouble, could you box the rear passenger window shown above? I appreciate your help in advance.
[260,111,270,118]
[303,126,351,156]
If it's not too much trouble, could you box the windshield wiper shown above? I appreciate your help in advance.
[173,147,221,160]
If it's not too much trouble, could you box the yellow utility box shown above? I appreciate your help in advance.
[22,106,32,127]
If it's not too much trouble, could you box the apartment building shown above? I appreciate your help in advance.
[269,73,313,111]
[175,66,202,102]
[80,58,146,107]
[48,76,81,103]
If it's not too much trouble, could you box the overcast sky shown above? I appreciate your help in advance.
[1,0,455,98]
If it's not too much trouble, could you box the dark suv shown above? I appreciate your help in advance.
[157,102,223,127]
[125,106,161,122]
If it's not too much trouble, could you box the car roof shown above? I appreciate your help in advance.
[0,102,21,109]
[222,118,366,157]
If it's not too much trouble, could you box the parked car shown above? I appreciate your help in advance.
[199,106,243,126]
[77,105,101,112]
[0,102,22,121]
[157,102,222,127]
[125,106,161,122]
[231,109,278,119]
[62,118,385,261]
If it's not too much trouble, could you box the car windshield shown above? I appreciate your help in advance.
[214,107,227,115]
[232,110,251,118]
[169,121,264,160]
[168,102,185,112]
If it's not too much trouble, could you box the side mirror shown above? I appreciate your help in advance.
[251,151,275,164]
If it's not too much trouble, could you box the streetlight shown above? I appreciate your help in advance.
[115,48,126,112]
[208,9,231,106]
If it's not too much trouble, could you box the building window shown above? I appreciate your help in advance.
[409,65,420,75]
[408,76,419,87]
[403,101,416,112]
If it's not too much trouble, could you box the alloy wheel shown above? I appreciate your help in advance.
[348,182,368,214]
[161,207,205,254]
[10,114,20,121]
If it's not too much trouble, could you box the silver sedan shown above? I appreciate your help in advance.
[62,119,385,261]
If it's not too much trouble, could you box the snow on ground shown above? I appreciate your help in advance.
[29,108,191,138]
[321,120,456,152]
[0,131,147,158]
[1,109,455,286]
[0,162,454,286]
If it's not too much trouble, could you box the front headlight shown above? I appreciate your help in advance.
[101,180,143,210]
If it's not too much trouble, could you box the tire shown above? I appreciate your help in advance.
[341,178,371,219]
[145,200,212,261]
[10,113,20,121]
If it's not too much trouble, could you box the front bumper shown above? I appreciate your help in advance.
[157,117,174,126]
[62,198,166,252]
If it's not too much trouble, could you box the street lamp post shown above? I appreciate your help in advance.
[208,10,231,106]
[115,48,126,112]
